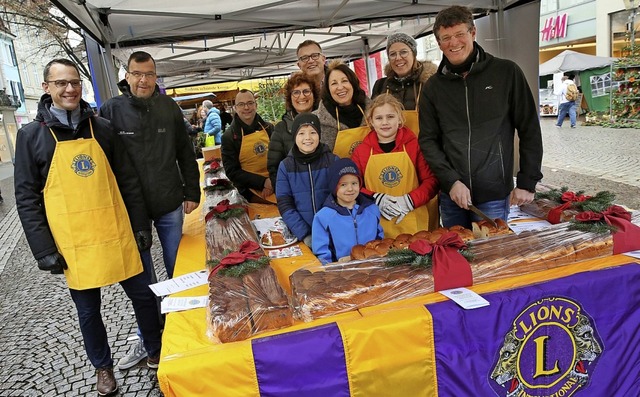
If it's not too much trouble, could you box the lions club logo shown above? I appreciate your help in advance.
[348,140,362,156]
[379,166,403,188]
[490,297,603,397]
[71,154,96,177]
[254,141,267,156]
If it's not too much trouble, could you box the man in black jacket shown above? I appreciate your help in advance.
[100,51,200,369]
[14,58,162,396]
[419,6,543,228]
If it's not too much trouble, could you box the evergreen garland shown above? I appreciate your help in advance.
[207,254,270,278]
[384,247,474,269]
[207,207,246,220]
[535,186,615,212]
[567,221,616,234]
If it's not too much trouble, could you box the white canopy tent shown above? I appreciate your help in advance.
[539,50,617,76]
[51,0,541,101]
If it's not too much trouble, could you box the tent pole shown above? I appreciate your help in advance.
[362,38,372,94]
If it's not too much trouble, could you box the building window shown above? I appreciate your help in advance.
[590,73,617,97]
[4,43,17,66]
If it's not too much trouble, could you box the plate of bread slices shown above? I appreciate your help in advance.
[252,217,298,249]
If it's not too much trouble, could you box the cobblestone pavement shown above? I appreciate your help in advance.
[0,118,639,396]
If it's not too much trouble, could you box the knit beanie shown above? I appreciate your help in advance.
[328,158,361,195]
[291,112,322,142]
[387,32,417,56]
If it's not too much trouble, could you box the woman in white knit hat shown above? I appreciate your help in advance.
[371,32,440,229]
[372,33,437,134]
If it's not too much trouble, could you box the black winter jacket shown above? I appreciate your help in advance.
[221,113,274,195]
[267,111,295,191]
[419,43,543,204]
[14,95,149,260]
[99,80,201,219]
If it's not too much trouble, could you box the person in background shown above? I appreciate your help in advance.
[312,158,384,264]
[267,72,320,191]
[419,6,542,229]
[0,187,3,203]
[14,58,162,396]
[99,51,201,370]
[352,94,439,237]
[219,104,233,131]
[296,40,327,87]
[221,89,275,202]
[371,32,437,135]
[202,100,222,145]
[314,61,371,158]
[276,113,338,248]
[556,74,577,128]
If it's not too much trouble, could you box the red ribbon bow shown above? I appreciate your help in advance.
[210,241,263,276]
[575,205,640,254]
[408,232,473,292]
[204,199,246,222]
[547,191,591,224]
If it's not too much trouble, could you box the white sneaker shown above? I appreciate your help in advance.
[117,337,147,370]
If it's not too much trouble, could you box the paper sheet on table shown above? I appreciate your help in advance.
[161,296,209,314]
[508,220,553,234]
[149,270,209,296]
[508,205,539,221]
[624,250,640,259]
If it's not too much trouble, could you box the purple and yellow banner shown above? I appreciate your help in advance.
[428,263,640,397]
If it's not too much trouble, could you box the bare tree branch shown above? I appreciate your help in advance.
[0,0,90,79]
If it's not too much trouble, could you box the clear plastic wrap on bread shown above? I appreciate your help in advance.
[203,178,245,212]
[204,202,260,262]
[207,265,293,343]
[519,198,579,223]
[290,216,638,321]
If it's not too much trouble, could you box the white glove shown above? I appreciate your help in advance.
[395,194,415,224]
[373,193,402,220]
[303,234,312,249]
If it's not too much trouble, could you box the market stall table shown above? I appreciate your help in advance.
[157,205,640,396]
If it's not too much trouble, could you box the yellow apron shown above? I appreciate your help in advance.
[43,121,142,290]
[386,83,421,136]
[240,124,276,204]
[333,105,370,158]
[364,146,430,238]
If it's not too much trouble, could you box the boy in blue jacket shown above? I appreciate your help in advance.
[276,113,338,247]
[312,158,384,264]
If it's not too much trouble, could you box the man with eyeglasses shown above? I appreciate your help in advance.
[14,58,162,396]
[100,51,200,370]
[419,6,543,229]
[221,89,275,202]
[296,40,327,86]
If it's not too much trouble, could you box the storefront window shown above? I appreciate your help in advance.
[611,9,639,57]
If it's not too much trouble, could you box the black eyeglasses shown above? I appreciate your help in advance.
[235,101,256,108]
[292,89,312,98]
[298,53,322,63]
[128,71,157,79]
[46,80,82,89]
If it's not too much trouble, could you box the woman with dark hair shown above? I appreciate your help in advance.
[372,33,437,135]
[314,60,370,158]
[267,72,320,190]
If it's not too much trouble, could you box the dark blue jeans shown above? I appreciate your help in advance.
[141,205,184,279]
[439,192,510,229]
[69,271,162,369]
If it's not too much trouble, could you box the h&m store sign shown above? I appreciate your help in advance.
[541,13,568,41]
